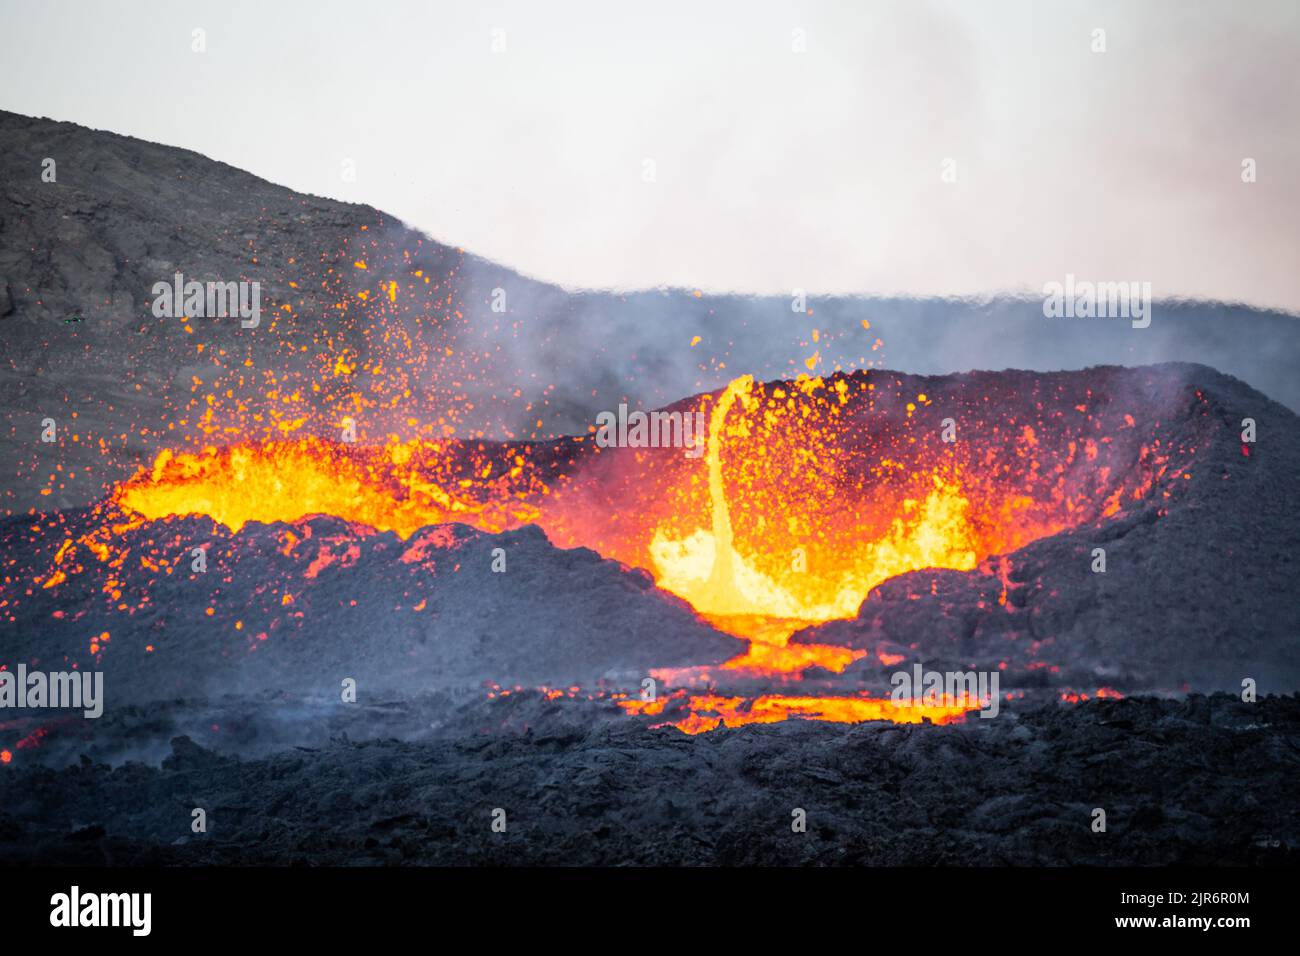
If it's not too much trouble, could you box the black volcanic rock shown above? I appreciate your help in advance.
[791,363,1300,694]
[0,511,742,703]
[0,694,1295,866]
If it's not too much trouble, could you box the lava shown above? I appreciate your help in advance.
[25,366,1202,733]
[619,691,980,734]
[99,369,1189,649]
[113,439,546,537]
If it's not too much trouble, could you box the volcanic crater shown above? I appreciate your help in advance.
[4,360,1296,755]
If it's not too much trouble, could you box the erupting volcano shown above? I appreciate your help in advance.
[112,364,1195,627]
[7,352,1254,739]
[2,110,1298,873]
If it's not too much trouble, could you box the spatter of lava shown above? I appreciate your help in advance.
[22,366,1198,734]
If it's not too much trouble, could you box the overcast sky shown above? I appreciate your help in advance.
[2,0,1297,310]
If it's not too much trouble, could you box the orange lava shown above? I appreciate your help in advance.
[114,439,544,537]
[104,371,1178,650]
[35,369,1195,732]
[1061,687,1125,703]
[619,692,979,734]
[703,614,865,675]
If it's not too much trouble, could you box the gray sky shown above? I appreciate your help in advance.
[2,0,1297,309]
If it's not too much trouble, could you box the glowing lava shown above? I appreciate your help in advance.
[33,367,1198,733]
[618,691,979,734]
[114,439,545,536]
[98,368,1186,655]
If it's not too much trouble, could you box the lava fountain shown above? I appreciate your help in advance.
[34,365,1201,731]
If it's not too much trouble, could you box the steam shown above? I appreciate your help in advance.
[434,249,1300,439]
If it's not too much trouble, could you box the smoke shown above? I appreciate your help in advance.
[429,249,1300,439]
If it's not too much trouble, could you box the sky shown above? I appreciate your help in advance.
[1,0,1297,310]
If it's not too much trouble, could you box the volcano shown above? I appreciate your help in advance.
[1,112,1298,867]
[4,359,1297,748]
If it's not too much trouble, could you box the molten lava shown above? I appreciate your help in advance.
[114,439,545,537]
[31,367,1195,734]
[618,691,979,734]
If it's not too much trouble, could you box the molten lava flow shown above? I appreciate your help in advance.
[699,375,756,615]
[113,439,544,536]
[619,691,980,734]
